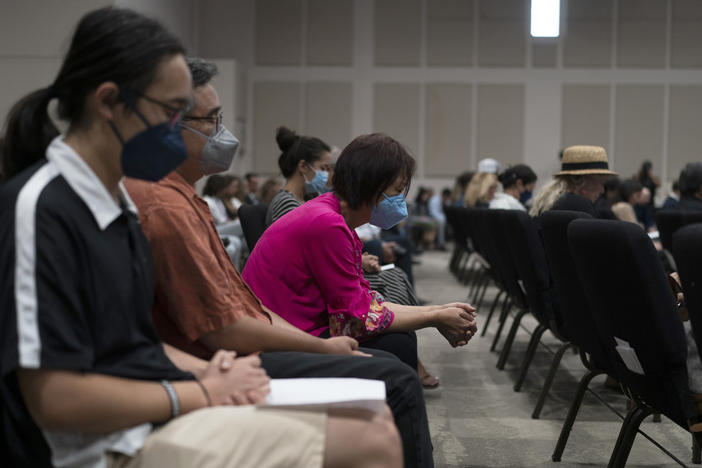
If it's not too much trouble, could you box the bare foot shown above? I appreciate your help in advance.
[417,359,440,389]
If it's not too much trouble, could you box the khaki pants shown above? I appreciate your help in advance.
[107,406,326,468]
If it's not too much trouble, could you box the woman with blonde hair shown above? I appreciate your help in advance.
[529,145,616,217]
[464,172,498,207]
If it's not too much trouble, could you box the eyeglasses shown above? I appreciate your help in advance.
[124,90,192,129]
[183,112,224,132]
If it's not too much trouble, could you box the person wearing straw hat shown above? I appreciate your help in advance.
[529,145,617,217]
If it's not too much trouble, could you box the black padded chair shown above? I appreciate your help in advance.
[458,208,509,338]
[655,209,702,253]
[569,219,701,467]
[460,208,497,307]
[443,206,465,277]
[499,210,572,406]
[674,223,702,375]
[238,203,269,251]
[477,209,530,363]
[445,206,480,288]
[539,210,615,459]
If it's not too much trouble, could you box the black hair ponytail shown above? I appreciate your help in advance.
[275,126,331,178]
[1,87,59,182]
[1,7,184,182]
[497,164,537,189]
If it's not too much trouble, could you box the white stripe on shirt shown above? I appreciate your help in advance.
[15,162,60,368]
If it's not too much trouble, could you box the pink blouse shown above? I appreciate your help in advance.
[242,193,394,339]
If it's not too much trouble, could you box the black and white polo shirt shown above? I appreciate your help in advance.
[0,137,192,468]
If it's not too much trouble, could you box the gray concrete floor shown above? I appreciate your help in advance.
[413,248,695,468]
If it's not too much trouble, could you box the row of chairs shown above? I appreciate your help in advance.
[445,205,702,467]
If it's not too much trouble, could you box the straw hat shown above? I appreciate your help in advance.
[555,145,617,176]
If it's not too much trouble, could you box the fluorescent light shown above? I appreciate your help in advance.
[531,0,560,37]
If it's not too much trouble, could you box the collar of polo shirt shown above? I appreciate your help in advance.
[46,136,138,230]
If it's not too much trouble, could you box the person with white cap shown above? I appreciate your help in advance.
[477,157,500,174]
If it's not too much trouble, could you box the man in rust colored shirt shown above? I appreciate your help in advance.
[124,58,433,467]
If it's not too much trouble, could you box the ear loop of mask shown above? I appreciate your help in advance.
[108,91,153,145]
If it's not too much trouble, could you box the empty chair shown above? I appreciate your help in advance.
[238,203,269,251]
[476,209,530,363]
[444,205,470,279]
[569,218,700,467]
[539,210,614,459]
[458,208,509,338]
[499,210,571,412]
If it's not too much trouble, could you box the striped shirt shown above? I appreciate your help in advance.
[265,190,301,227]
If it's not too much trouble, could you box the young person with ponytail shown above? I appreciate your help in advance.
[489,164,537,211]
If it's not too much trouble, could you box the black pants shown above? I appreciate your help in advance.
[261,350,433,468]
[320,329,419,372]
[360,331,419,371]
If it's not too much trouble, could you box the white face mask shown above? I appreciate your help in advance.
[183,124,240,174]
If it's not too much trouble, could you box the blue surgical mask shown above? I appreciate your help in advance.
[182,124,240,175]
[519,189,533,204]
[110,107,187,182]
[369,193,408,229]
[304,169,329,195]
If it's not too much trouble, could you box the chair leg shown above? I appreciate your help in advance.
[607,405,652,468]
[531,342,571,417]
[462,260,477,287]
[458,255,472,284]
[513,324,547,392]
[471,271,487,306]
[551,368,603,461]
[469,269,485,303]
[481,289,504,337]
[496,309,529,370]
[692,434,701,464]
[490,298,512,352]
[475,275,491,310]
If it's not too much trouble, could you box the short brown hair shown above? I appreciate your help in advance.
[332,133,415,209]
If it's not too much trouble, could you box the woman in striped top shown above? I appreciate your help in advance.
[265,127,332,226]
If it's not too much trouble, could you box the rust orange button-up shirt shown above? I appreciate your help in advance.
[125,173,270,359]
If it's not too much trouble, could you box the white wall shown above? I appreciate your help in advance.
[239,0,702,201]
[4,0,702,202]
[114,0,198,51]
[0,1,111,124]
[0,0,201,129]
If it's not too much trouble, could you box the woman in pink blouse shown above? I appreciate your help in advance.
[243,133,477,366]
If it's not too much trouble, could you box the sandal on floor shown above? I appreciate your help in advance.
[421,373,440,389]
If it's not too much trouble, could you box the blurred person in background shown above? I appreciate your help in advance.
[662,180,681,209]
[637,159,660,207]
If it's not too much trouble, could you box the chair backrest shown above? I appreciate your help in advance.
[568,218,696,428]
[655,209,702,252]
[238,203,269,251]
[500,209,561,334]
[445,205,469,252]
[478,209,527,308]
[673,223,702,357]
[538,210,610,370]
[459,207,505,288]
